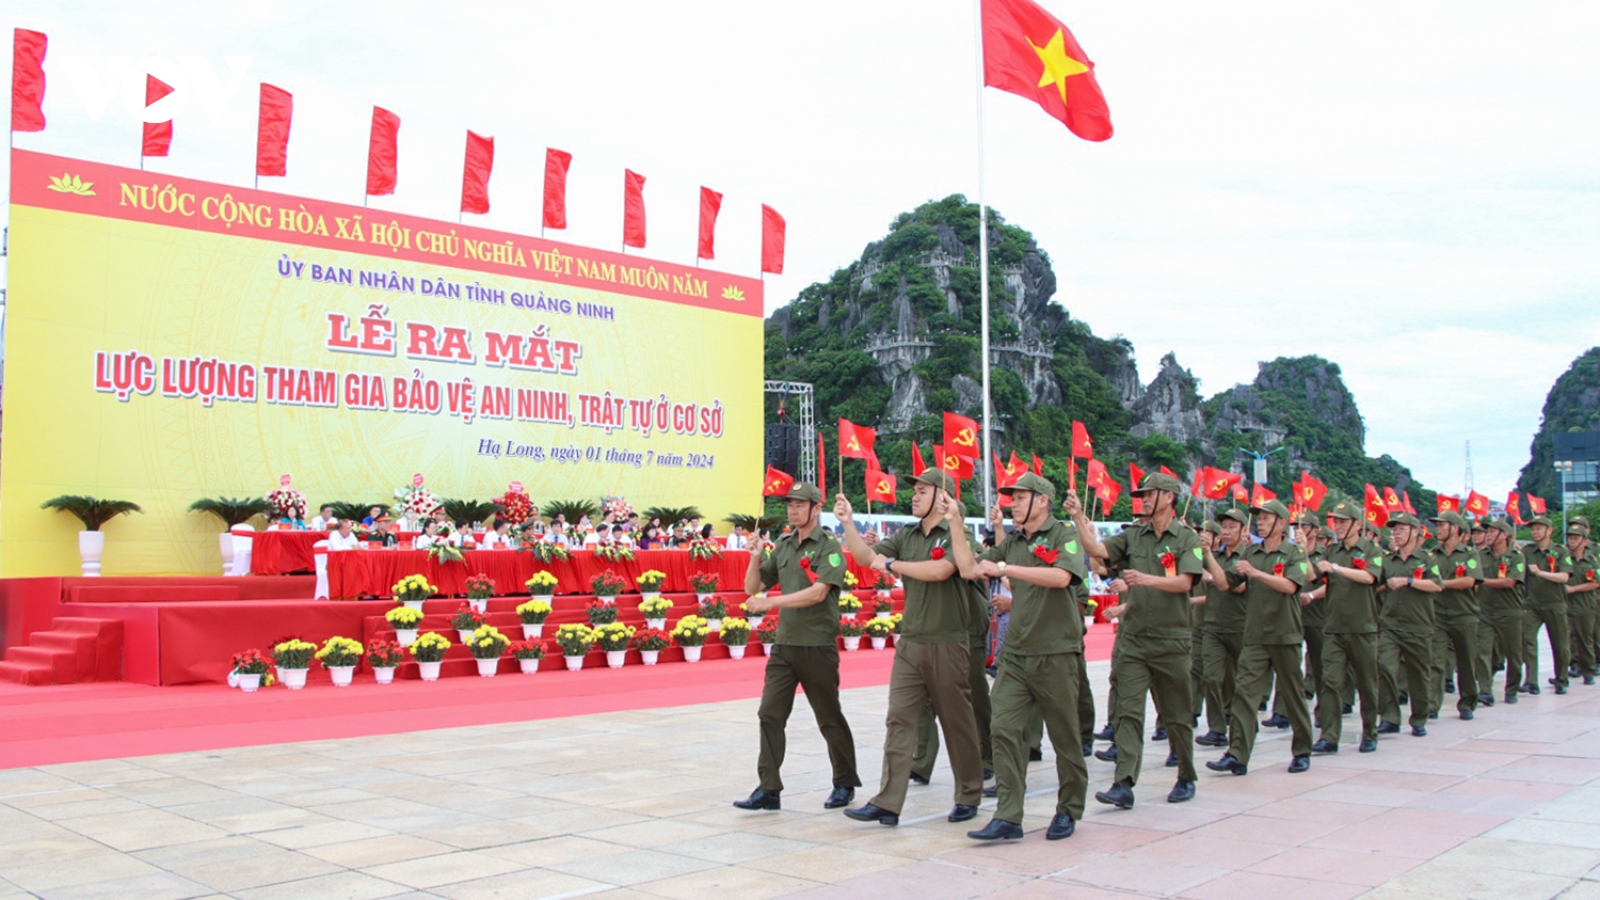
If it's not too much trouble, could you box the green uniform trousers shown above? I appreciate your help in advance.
[1201,630,1242,733]
[1521,605,1570,689]
[1303,624,1329,715]
[1378,630,1432,729]
[1476,614,1522,697]
[1190,624,1211,729]
[911,639,993,777]
[990,650,1087,824]
[1570,610,1597,678]
[871,641,982,815]
[756,644,860,793]
[1111,634,1197,785]
[1017,654,1088,750]
[1430,616,1478,715]
[1228,643,1313,764]
[1319,631,1379,745]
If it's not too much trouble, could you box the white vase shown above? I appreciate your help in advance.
[469,598,488,614]
[404,599,425,611]
[218,531,235,576]
[564,654,585,671]
[841,612,857,621]
[761,643,774,657]
[728,645,746,660]
[641,650,660,666]
[518,657,541,674]
[329,665,355,687]
[682,645,703,663]
[457,629,476,644]
[842,636,861,652]
[77,530,105,577]
[237,673,261,692]
[522,622,544,640]
[645,617,665,630]
[871,636,887,650]
[374,666,396,684]
[708,618,723,632]
[476,658,499,677]
[605,650,626,668]
[417,660,442,681]
[278,667,309,689]
[394,628,418,646]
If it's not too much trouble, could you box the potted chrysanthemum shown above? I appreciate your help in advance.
[509,640,545,674]
[594,622,636,668]
[465,574,496,614]
[467,625,509,676]
[636,569,667,600]
[393,574,436,610]
[525,570,559,598]
[756,617,779,656]
[639,595,673,629]
[315,636,364,687]
[740,597,766,630]
[230,648,271,692]
[516,598,552,640]
[386,605,424,645]
[863,617,894,650]
[672,615,711,663]
[450,603,485,644]
[719,617,752,659]
[555,623,597,671]
[630,627,671,665]
[838,618,864,652]
[838,594,863,621]
[408,632,451,681]
[273,639,316,689]
[366,639,405,684]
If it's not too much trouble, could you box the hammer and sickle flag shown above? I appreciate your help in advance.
[1465,491,1490,517]
[837,418,877,466]
[1296,471,1328,512]
[1438,494,1461,515]
[866,469,897,504]
[942,412,980,460]
[981,0,1112,142]
[762,466,795,498]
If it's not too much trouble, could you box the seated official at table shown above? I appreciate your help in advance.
[727,524,749,550]
[309,505,336,531]
[327,519,363,551]
[362,506,384,526]
[583,525,605,547]
[276,516,306,531]
[481,520,515,549]
[415,520,441,550]
[369,516,399,547]
[638,524,663,550]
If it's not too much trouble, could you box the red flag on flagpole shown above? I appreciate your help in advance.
[365,107,399,196]
[460,131,493,215]
[911,443,927,477]
[1159,466,1177,479]
[1199,467,1240,500]
[1129,463,1145,492]
[1381,487,1404,515]
[255,83,292,177]
[542,148,572,229]
[1529,494,1548,515]
[1438,495,1461,514]
[1465,491,1490,518]
[1401,491,1418,516]
[1068,458,1078,492]
[11,29,47,132]
[1190,469,1205,498]
[761,205,786,275]
[698,187,722,260]
[1250,484,1277,507]
[942,412,981,459]
[1506,492,1528,525]
[762,466,795,497]
[1071,421,1093,459]
[1085,459,1109,490]
[141,74,174,158]
[866,469,897,504]
[623,169,647,249]
[1032,454,1044,476]
[1296,472,1328,511]
[934,445,975,479]
[837,419,876,461]
[980,0,1112,141]
[1097,477,1122,510]
[1364,484,1388,528]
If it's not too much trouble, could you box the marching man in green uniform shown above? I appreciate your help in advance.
[1191,522,1223,744]
[1294,513,1331,735]
[736,483,860,811]
[1520,516,1572,695]
[1477,519,1526,703]
[1311,501,1382,753]
[1564,521,1598,685]
[1376,513,1439,736]
[1428,511,1482,719]
[835,471,983,826]
[1197,508,1250,749]
[1206,498,1314,776]
[1083,472,1203,807]
[952,472,1088,842]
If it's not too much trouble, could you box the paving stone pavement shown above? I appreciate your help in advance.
[4,658,1600,899]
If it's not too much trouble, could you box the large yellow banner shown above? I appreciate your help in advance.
[3,150,764,576]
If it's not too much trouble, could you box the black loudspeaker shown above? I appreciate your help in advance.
[765,423,800,473]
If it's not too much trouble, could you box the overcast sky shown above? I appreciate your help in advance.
[5,0,1597,495]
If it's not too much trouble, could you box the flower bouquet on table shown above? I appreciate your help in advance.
[603,496,635,522]
[594,622,636,668]
[525,570,559,597]
[265,477,308,522]
[872,594,894,618]
[394,480,441,522]
[594,541,635,562]
[639,595,674,629]
[392,574,436,610]
[755,617,780,656]
[838,618,864,651]
[515,599,551,640]
[630,627,672,665]
[696,594,728,629]
[465,574,496,612]
[493,484,534,526]
[385,605,424,645]
[587,597,621,625]
[719,617,752,659]
[509,639,545,674]
[863,617,894,649]
[315,636,364,687]
[528,540,569,564]
[687,537,722,561]
[672,615,711,663]
[366,639,405,683]
[837,594,863,620]
[467,625,509,676]
[591,569,627,599]
[450,603,485,643]
[229,648,272,692]
[554,623,597,670]
[428,542,465,564]
[409,632,451,680]
[689,571,721,601]
[739,597,766,629]
[636,569,667,599]
[272,639,316,689]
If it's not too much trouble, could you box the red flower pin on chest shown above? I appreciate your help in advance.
[1413,567,1425,581]
[798,555,817,584]
[930,547,946,560]
[1454,564,1466,578]
[1160,552,1177,576]
[1272,561,1285,577]
[1351,558,1368,570]
[1030,538,1059,565]
[1498,562,1508,578]
[1548,555,1558,572]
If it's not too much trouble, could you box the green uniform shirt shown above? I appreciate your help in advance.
[876,520,968,644]
[759,528,846,646]
[1479,546,1525,617]
[1228,539,1309,645]
[1431,543,1482,619]
[1203,543,1248,633]
[1377,547,1438,634]
[1063,519,1095,617]
[1522,542,1572,611]
[980,516,1088,656]
[1569,547,1600,613]
[1301,545,1329,627]
[1102,520,1205,640]
[1322,537,1382,635]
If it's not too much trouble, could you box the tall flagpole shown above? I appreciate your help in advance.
[973,0,994,514]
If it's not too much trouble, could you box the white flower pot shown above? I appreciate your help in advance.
[226,669,240,689]
[708,618,723,632]
[605,650,626,668]
[518,657,541,674]
[842,636,861,652]
[641,650,660,666]
[417,660,442,681]
[403,600,424,611]
[682,645,703,663]
[476,658,499,677]
[564,654,585,671]
[77,530,106,577]
[328,665,355,687]
[521,623,544,640]
[469,598,488,614]
[841,612,857,621]
[394,628,418,646]
[645,617,665,630]
[1084,617,1094,631]
[218,531,235,576]
[374,666,396,684]
[641,591,661,602]
[728,645,746,660]
[237,673,261,692]
[278,667,309,689]
[877,590,891,599]
[457,629,476,644]
[696,593,715,604]
[891,633,900,646]
[871,637,887,650]
[875,611,892,620]
[746,613,764,629]
[762,643,774,657]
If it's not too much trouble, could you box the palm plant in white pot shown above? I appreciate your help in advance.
[40,495,143,576]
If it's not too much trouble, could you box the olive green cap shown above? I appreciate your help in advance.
[1489,518,1514,536]
[1471,518,1490,531]
[914,469,957,495]
[1531,515,1553,528]
[998,471,1055,499]
[783,483,823,503]
[1136,472,1184,495]
[1319,527,1337,541]
[1432,511,1470,530]
[1388,512,1423,529]
[1568,521,1590,537]
[1296,512,1321,529]
[1251,498,1291,520]
[1573,516,1592,530]
[1218,507,1251,526]
[1201,520,1222,535]
[1327,500,1360,521]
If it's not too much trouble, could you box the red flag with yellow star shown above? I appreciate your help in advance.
[981,0,1112,142]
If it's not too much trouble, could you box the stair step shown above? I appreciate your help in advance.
[5,646,76,684]
[0,660,53,686]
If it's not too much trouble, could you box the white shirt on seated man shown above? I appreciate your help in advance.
[725,527,748,551]
[481,522,515,549]
[326,521,363,551]
[309,506,336,531]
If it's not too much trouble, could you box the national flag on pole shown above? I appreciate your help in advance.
[817,430,826,497]
[838,419,876,462]
[11,29,47,132]
[911,442,927,477]
[142,74,174,158]
[1530,494,1547,515]
[761,205,786,275]
[1085,458,1109,490]
[994,451,1024,489]
[255,84,292,177]
[934,444,975,480]
[543,148,572,229]
[623,169,647,248]
[1465,491,1490,518]
[366,107,400,196]
[697,187,722,260]
[980,0,1112,142]
[1250,484,1277,507]
[1032,454,1044,476]
[1071,421,1094,459]
[1096,476,1122,510]
[1190,469,1205,499]
[1129,463,1145,492]
[1199,466,1242,500]
[1295,472,1328,511]
[1364,484,1388,528]
[1437,494,1461,514]
[1382,487,1404,515]
[1401,490,1418,516]
[942,412,980,459]
[762,466,794,497]
[1507,492,1528,525]
[866,469,897,504]
[460,130,493,215]
[1231,483,1249,504]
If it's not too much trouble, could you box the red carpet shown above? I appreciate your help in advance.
[0,627,1116,770]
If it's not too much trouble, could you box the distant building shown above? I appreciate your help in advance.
[1553,431,1600,507]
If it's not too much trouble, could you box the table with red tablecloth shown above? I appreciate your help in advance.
[247,530,330,574]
